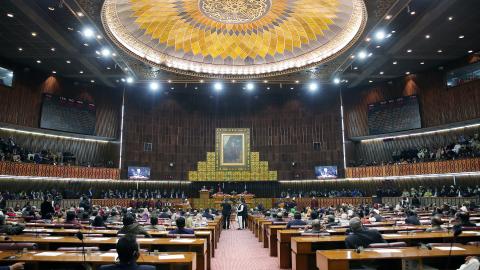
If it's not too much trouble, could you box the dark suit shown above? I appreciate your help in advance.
[99,263,155,270]
[404,215,421,225]
[345,229,386,249]
[221,202,232,229]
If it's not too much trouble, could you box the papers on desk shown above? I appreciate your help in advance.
[434,247,465,251]
[88,237,111,241]
[100,253,118,257]
[34,252,64,256]
[382,234,402,237]
[462,231,480,235]
[372,249,403,253]
[42,237,64,240]
[158,254,185,260]
[137,238,155,242]
[169,239,195,243]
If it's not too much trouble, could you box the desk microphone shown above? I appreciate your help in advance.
[446,225,463,270]
[75,232,86,263]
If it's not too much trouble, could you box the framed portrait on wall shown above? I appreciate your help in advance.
[215,128,250,171]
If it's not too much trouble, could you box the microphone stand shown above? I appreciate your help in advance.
[76,232,86,264]
[446,225,462,270]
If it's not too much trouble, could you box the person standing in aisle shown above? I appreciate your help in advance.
[221,199,232,229]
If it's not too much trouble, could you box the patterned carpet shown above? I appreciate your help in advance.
[211,228,281,270]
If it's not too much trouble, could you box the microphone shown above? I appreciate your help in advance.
[446,225,463,270]
[75,231,86,263]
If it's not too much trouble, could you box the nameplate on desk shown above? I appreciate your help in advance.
[371,249,403,253]
[169,239,195,243]
[434,247,465,251]
[88,237,111,241]
[34,252,64,256]
[159,254,185,260]
[42,237,64,240]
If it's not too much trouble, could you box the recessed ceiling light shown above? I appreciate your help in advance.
[405,71,410,75]
[124,68,128,71]
[379,71,384,75]
[407,49,412,53]
[369,80,373,83]
[365,37,371,42]
[350,55,355,59]
[31,32,37,37]
[374,30,386,41]
[126,77,134,84]
[106,67,111,70]
[7,13,14,18]
[82,27,94,38]
[458,35,465,39]
[385,15,392,20]
[266,87,270,90]
[231,79,236,83]
[425,35,430,39]
[263,80,268,83]
[333,78,340,84]
[393,61,397,65]
[101,48,111,57]
[48,7,55,11]
[468,50,473,53]
[18,47,23,51]
[83,43,89,47]
[50,47,55,52]
[111,53,116,57]
[391,30,396,33]
[79,70,84,74]
[52,70,56,74]
[67,27,74,31]
[295,80,299,83]
[66,60,71,64]
[170,87,174,90]
[90,80,95,83]
[448,16,454,21]
[167,80,172,83]
[77,12,84,17]
[96,35,102,39]
[194,86,198,90]
[376,45,381,48]
[410,11,416,15]
[290,87,294,90]
[437,49,443,53]
[420,62,425,65]
[213,82,223,92]
[200,79,204,83]
[353,66,358,70]
[357,50,368,59]
[36,60,41,64]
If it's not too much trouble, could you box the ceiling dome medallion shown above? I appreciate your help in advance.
[102,0,367,79]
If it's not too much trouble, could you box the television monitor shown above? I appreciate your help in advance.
[128,166,151,180]
[0,66,14,87]
[315,166,338,179]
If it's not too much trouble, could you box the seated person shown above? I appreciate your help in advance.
[303,219,327,234]
[0,263,24,270]
[99,235,155,270]
[0,215,25,235]
[169,217,194,235]
[426,216,446,232]
[325,215,338,228]
[370,210,384,222]
[144,216,165,231]
[455,212,476,227]
[306,211,319,225]
[118,214,151,238]
[345,217,386,249]
[202,209,214,220]
[404,210,421,225]
[64,211,83,228]
[457,256,479,270]
[91,215,106,227]
[286,212,307,228]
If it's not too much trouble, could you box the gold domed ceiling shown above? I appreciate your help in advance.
[101,0,367,78]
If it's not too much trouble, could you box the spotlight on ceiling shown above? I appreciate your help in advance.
[101,48,111,57]
[246,82,255,91]
[149,82,159,91]
[126,77,134,84]
[357,50,368,59]
[213,82,223,92]
[308,82,318,92]
[333,78,341,85]
[374,30,386,41]
[82,27,94,38]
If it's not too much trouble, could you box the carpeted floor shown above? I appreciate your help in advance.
[211,227,281,270]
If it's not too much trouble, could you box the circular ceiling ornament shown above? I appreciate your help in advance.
[199,0,271,24]
[102,0,367,78]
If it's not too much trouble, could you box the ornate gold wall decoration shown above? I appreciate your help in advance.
[101,0,367,78]
[189,128,276,181]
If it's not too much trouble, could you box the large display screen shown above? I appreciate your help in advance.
[128,167,151,180]
[40,94,96,135]
[0,66,14,87]
[367,95,421,135]
[315,166,338,179]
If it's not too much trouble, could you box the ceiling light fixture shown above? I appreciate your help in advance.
[448,16,454,21]
[393,61,397,65]
[77,12,84,17]
[357,50,368,59]
[66,60,71,64]
[79,70,84,74]
[458,35,465,39]
[50,48,55,52]
[31,32,37,37]
[213,82,223,92]
[308,82,318,92]
[82,27,94,38]
[379,71,384,75]
[149,82,159,91]
[407,49,412,53]
[126,77,134,84]
[101,48,111,57]
[246,82,255,91]
[18,47,23,51]
[374,30,386,41]
[437,49,443,53]
[468,50,473,53]
[410,11,416,15]
[48,7,55,11]
[333,78,340,84]
[425,34,430,39]
[420,62,425,65]
[36,60,41,64]
[405,71,410,75]
[385,15,392,20]
[7,13,14,18]
[52,70,56,74]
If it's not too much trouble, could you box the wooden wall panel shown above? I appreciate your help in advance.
[122,87,343,180]
[344,70,480,138]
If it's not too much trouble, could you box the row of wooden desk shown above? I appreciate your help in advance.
[248,215,480,270]
[1,217,222,270]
